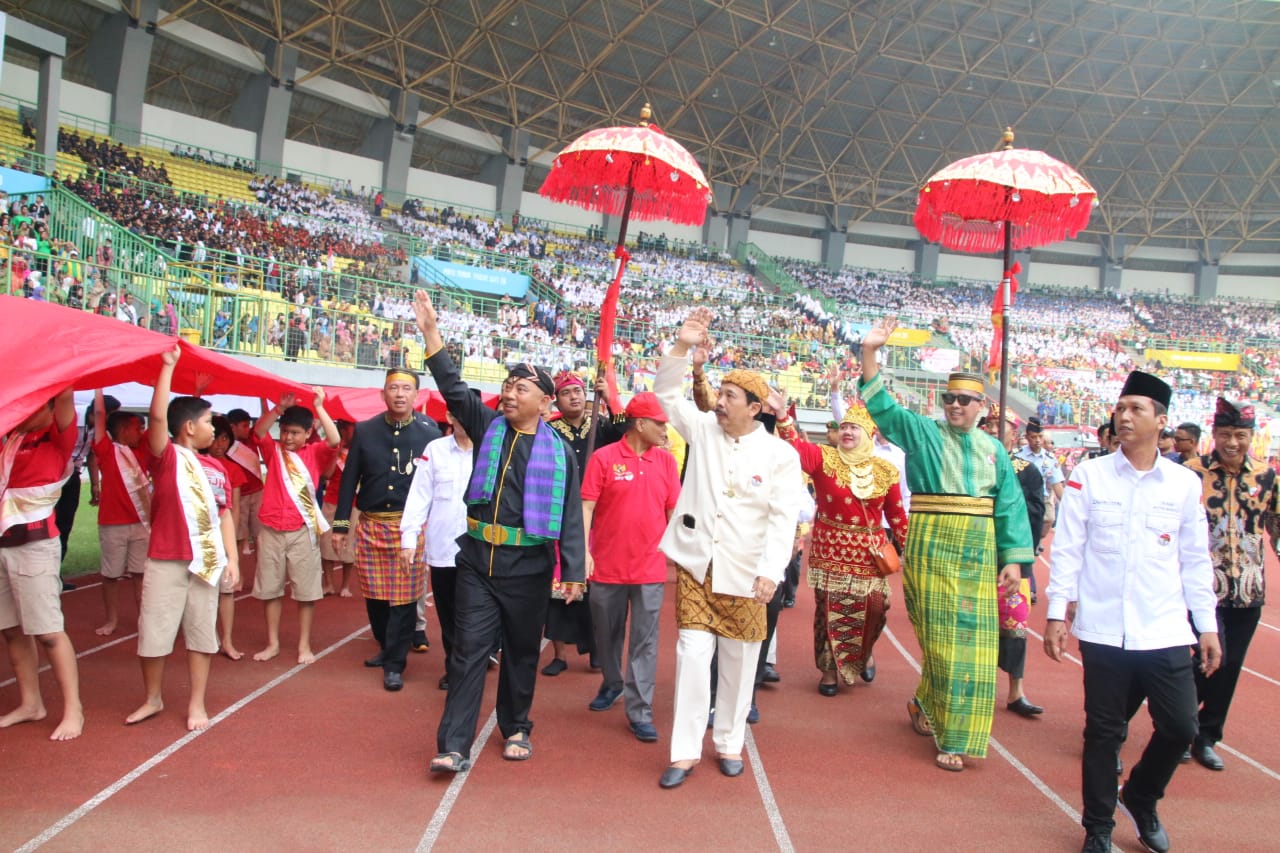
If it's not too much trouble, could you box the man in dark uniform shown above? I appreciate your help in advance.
[414,289,586,772]
[540,371,624,675]
[331,369,441,691]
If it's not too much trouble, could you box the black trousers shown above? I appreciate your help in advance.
[436,565,551,756]
[1079,641,1198,836]
[1194,605,1261,745]
[54,471,82,562]
[430,566,458,661]
[781,550,802,602]
[365,599,416,675]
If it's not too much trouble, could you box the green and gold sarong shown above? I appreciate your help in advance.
[903,494,998,758]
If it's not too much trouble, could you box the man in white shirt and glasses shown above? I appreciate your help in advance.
[1044,370,1221,853]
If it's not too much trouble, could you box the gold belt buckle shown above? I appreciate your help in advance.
[484,524,509,546]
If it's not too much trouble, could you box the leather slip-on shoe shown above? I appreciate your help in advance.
[1192,740,1224,771]
[1081,833,1111,853]
[364,654,385,668]
[383,671,403,692]
[1007,697,1045,717]
[629,721,659,742]
[659,766,692,788]
[718,758,745,777]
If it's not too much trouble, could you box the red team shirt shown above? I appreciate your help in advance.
[93,435,149,526]
[581,440,681,585]
[251,433,337,532]
[0,419,77,538]
[146,442,230,562]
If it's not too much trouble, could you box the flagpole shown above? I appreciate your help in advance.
[998,226,1012,444]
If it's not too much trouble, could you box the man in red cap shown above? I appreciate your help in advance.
[581,392,681,741]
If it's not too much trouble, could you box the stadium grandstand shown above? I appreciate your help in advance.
[1,0,1277,461]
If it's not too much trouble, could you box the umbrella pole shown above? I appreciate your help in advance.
[585,174,637,459]
[998,224,1012,444]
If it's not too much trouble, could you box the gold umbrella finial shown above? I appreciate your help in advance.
[998,126,1015,151]
[639,103,652,127]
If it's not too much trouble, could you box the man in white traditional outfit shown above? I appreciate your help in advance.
[655,307,803,789]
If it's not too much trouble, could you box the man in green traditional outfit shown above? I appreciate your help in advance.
[858,316,1033,772]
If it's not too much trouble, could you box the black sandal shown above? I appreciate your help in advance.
[429,752,472,773]
[502,733,533,761]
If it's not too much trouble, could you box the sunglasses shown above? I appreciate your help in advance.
[942,393,981,406]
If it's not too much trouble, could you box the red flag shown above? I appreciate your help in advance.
[988,262,1022,371]
[595,247,628,412]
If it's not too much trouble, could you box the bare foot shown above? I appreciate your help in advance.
[187,707,210,732]
[252,645,280,662]
[125,700,164,725]
[0,703,48,728]
[94,621,117,637]
[297,648,315,665]
[50,707,85,741]
[220,645,244,661]
[339,588,353,598]
[322,586,335,597]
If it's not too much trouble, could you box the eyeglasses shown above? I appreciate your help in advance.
[942,393,981,406]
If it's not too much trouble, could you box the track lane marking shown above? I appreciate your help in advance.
[15,625,368,852]
[745,726,795,852]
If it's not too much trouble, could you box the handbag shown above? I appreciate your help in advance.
[854,493,901,576]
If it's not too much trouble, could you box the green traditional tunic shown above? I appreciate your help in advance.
[859,372,1034,757]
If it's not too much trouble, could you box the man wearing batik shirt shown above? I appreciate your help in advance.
[1182,398,1279,772]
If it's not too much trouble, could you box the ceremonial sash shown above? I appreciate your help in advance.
[173,445,227,587]
[278,445,328,544]
[227,441,263,482]
[114,441,152,530]
[0,432,66,536]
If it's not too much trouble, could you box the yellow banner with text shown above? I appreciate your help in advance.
[1143,349,1241,371]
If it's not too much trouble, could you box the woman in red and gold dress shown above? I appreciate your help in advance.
[775,402,908,695]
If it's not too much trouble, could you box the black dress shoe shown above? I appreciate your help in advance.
[1191,740,1224,771]
[437,675,449,691]
[364,654,386,668]
[1119,786,1170,853]
[1007,697,1045,717]
[761,663,780,683]
[659,765,693,789]
[860,661,876,683]
[1081,833,1112,853]
[718,758,744,777]
[383,671,403,692]
[541,657,567,676]
[782,596,796,609]
[818,681,838,697]
[1179,748,1192,763]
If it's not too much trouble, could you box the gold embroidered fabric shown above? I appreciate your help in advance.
[819,447,895,499]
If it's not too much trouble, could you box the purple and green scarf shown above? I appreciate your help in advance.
[465,418,567,539]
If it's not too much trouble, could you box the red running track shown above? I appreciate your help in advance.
[1,538,1277,852]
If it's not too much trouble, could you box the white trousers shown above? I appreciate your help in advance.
[670,628,761,762]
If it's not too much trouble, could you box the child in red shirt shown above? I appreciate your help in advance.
[207,415,246,660]
[0,388,84,741]
[126,346,239,732]
[250,389,340,665]
[92,389,150,637]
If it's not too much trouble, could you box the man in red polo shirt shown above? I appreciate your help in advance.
[0,388,84,741]
[581,392,681,742]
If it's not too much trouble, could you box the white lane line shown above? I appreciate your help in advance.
[1217,743,1280,782]
[415,638,547,852]
[745,727,795,853]
[1258,621,1279,633]
[15,625,367,853]
[416,711,499,852]
[1024,626,1083,667]
[882,627,1121,852]
[1,593,257,690]
[1242,667,1280,688]
[61,581,103,594]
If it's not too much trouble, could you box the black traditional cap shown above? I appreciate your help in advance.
[1025,416,1043,434]
[508,362,555,396]
[1119,370,1172,410]
[225,408,252,424]
[1214,397,1256,429]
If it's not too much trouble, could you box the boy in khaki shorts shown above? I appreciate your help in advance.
[224,408,264,561]
[0,388,84,741]
[207,415,246,660]
[127,346,239,732]
[250,389,340,664]
[92,389,151,637]
[320,419,357,597]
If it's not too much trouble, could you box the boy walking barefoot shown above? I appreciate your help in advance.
[206,415,245,660]
[250,390,339,664]
[0,388,84,741]
[91,389,150,636]
[127,347,239,731]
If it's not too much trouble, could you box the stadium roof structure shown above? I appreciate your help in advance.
[5,0,1280,256]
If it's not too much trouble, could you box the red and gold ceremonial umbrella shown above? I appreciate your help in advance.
[538,103,710,452]
[914,128,1096,439]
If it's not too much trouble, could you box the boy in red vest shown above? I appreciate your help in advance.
[0,388,83,741]
[92,389,151,637]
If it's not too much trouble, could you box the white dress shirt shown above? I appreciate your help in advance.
[399,435,473,567]
[655,355,804,596]
[1046,447,1217,650]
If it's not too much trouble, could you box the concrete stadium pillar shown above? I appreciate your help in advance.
[914,241,940,281]
[5,15,68,166]
[229,40,298,174]
[85,0,158,145]
[708,180,755,253]
[1194,254,1220,300]
[1097,235,1125,292]
[479,127,529,217]
[701,213,729,251]
[360,89,419,200]
[821,227,846,271]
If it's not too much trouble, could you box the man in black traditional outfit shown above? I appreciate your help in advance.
[330,369,440,691]
[413,290,586,772]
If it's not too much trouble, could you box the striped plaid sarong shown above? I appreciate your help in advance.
[902,494,998,758]
[355,512,424,605]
